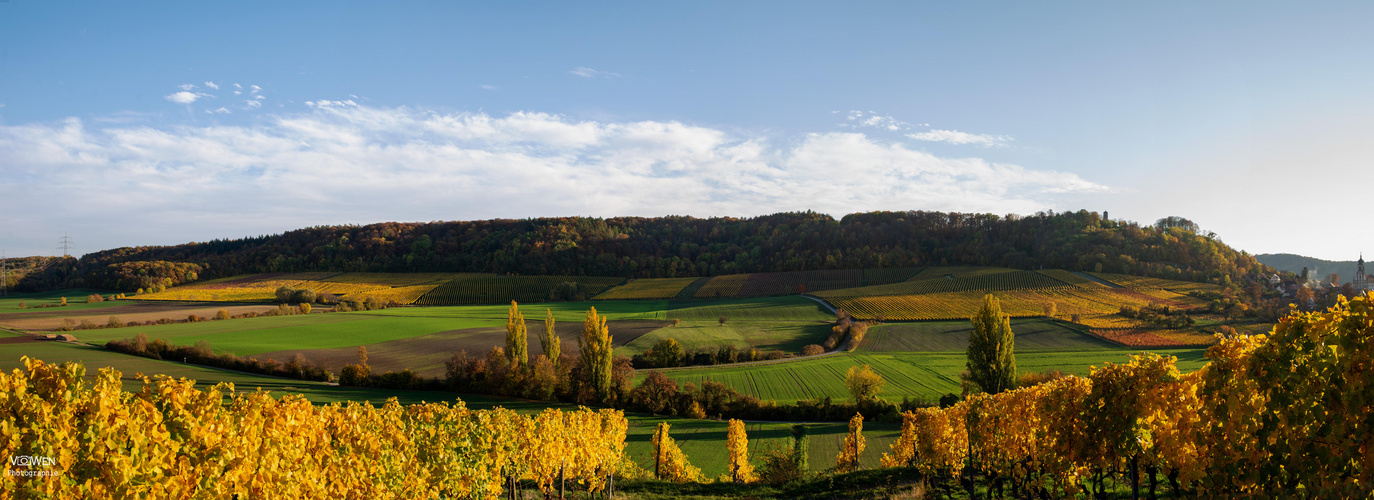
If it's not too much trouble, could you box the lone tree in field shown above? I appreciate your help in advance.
[541,308,559,369]
[579,307,614,402]
[506,301,528,370]
[844,364,885,402]
[967,294,1017,394]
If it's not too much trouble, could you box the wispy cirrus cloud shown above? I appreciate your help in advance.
[841,110,1011,147]
[570,67,620,79]
[0,104,1106,253]
[907,129,1012,147]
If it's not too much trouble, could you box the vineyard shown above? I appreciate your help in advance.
[1,357,633,499]
[684,267,925,299]
[592,277,701,300]
[814,267,1228,348]
[418,275,625,305]
[878,297,1374,497]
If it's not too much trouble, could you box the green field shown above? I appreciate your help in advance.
[622,416,901,479]
[69,312,500,356]
[0,289,128,313]
[859,318,1119,352]
[620,297,834,354]
[648,348,1208,404]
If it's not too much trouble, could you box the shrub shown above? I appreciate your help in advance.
[59,297,67,306]
[106,316,123,328]
[215,309,230,320]
[757,445,803,485]
[291,288,317,305]
[339,364,370,386]
[86,294,103,304]
[16,302,24,310]
[274,285,296,304]
[299,303,312,314]
[801,344,825,356]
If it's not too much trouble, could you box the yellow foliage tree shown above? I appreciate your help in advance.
[726,419,757,483]
[579,307,614,402]
[881,411,918,468]
[0,357,630,499]
[835,413,865,473]
[506,301,528,370]
[542,308,560,369]
[651,422,704,482]
[844,364,885,402]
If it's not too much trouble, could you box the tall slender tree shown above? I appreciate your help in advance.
[967,294,1017,394]
[542,308,560,369]
[579,307,613,402]
[506,301,528,370]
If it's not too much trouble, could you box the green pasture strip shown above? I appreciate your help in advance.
[663,296,834,323]
[0,289,130,313]
[618,322,832,355]
[674,277,713,299]
[622,415,901,479]
[71,312,499,356]
[643,348,1208,405]
[860,318,1119,352]
[364,300,670,321]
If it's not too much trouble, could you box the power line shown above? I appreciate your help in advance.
[58,233,74,257]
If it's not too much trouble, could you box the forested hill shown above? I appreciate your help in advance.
[18,210,1269,291]
[1256,253,1360,282]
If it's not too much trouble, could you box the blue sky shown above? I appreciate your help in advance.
[1,1,1372,261]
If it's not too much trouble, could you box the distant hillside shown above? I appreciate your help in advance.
[1256,253,1360,282]
[16,210,1272,292]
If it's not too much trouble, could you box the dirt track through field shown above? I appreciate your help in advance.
[255,319,669,379]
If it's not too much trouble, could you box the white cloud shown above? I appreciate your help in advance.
[164,91,201,104]
[0,105,1106,254]
[245,100,262,109]
[178,83,196,91]
[207,107,231,114]
[254,95,265,100]
[480,84,497,90]
[233,83,242,89]
[204,81,220,90]
[233,91,241,96]
[250,85,261,93]
[907,129,1012,147]
[570,67,620,79]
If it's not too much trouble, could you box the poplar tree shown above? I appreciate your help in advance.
[506,301,528,370]
[579,307,613,402]
[967,294,1017,394]
[542,308,560,369]
[835,413,865,473]
[726,419,757,483]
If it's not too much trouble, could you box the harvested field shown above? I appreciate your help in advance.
[255,319,669,378]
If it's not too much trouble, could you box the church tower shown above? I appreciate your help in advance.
[1356,254,1368,292]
